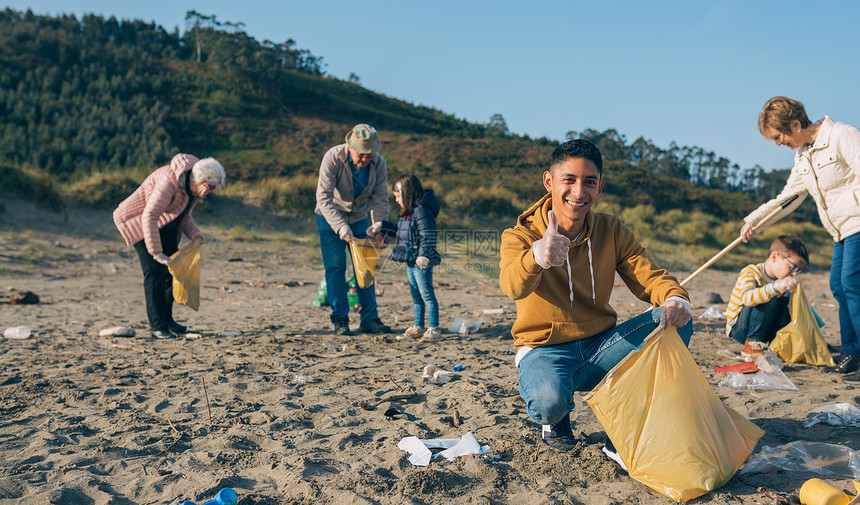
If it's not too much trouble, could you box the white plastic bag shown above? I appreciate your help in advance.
[448,317,482,334]
[740,441,860,479]
[717,351,798,391]
[698,304,725,320]
[803,403,860,428]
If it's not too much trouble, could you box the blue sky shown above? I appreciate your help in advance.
[5,1,860,171]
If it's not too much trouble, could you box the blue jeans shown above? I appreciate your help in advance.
[407,265,439,328]
[831,232,860,357]
[517,308,693,426]
[729,294,790,344]
[315,214,379,324]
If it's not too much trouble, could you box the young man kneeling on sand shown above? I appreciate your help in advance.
[499,139,693,456]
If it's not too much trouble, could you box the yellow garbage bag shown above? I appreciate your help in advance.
[585,326,764,502]
[770,287,835,367]
[167,242,202,311]
[349,238,385,289]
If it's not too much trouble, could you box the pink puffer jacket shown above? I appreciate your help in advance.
[113,153,202,255]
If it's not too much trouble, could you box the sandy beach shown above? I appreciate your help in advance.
[1,198,859,505]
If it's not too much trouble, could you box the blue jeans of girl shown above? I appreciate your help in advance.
[831,232,860,357]
[517,308,693,426]
[407,265,438,328]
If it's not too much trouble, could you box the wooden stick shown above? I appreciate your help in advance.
[680,195,799,287]
[705,326,724,350]
[202,377,213,425]
[357,391,418,411]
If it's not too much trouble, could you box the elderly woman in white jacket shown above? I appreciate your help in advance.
[741,96,860,381]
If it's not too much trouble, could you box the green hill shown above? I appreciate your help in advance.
[0,8,831,270]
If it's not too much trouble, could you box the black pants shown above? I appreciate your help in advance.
[133,221,181,331]
[730,293,791,344]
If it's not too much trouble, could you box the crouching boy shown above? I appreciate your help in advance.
[725,234,809,359]
[499,139,693,454]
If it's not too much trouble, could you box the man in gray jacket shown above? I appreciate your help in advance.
[315,123,392,335]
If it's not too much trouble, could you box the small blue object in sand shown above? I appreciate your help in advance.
[180,487,237,505]
[452,365,463,372]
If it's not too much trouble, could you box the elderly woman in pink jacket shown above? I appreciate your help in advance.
[114,154,226,339]
[742,96,860,383]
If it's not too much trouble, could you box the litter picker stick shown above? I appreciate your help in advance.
[680,195,799,287]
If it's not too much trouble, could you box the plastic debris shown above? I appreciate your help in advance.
[9,291,39,304]
[716,348,744,361]
[482,308,504,315]
[98,326,135,337]
[803,403,860,428]
[448,317,482,334]
[422,365,456,384]
[217,331,242,337]
[713,362,758,374]
[717,351,798,391]
[181,487,237,505]
[397,432,491,466]
[293,374,313,384]
[740,441,860,479]
[799,478,860,505]
[3,326,31,340]
[698,304,725,320]
[452,364,464,372]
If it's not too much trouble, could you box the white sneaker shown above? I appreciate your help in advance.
[421,327,443,342]
[398,326,424,340]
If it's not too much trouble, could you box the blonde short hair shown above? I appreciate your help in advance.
[758,96,812,140]
[191,157,226,191]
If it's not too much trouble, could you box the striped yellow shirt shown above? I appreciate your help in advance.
[725,263,780,335]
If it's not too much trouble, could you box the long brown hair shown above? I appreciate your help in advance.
[393,173,425,217]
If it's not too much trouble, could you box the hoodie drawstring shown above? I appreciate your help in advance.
[586,238,596,304]
[565,238,596,306]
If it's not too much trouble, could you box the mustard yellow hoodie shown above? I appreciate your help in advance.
[499,194,689,348]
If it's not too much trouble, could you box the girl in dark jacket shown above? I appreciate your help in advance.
[388,174,442,342]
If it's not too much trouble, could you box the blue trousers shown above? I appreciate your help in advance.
[517,308,693,426]
[832,233,860,357]
[729,294,790,344]
[315,214,379,324]
[407,265,439,328]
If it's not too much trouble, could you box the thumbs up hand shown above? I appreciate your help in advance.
[532,210,571,269]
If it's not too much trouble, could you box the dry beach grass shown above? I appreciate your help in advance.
[1,199,859,505]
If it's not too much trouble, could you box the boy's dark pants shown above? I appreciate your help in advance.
[730,294,791,344]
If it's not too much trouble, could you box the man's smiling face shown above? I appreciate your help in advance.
[543,157,604,236]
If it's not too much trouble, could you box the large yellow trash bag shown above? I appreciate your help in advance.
[349,239,385,289]
[770,287,835,367]
[585,326,764,502]
[168,242,202,311]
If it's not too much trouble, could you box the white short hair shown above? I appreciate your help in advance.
[191,157,226,190]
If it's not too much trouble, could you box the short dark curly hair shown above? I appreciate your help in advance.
[549,138,603,175]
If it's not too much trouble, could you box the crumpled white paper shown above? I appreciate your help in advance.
[422,365,457,384]
[397,432,491,466]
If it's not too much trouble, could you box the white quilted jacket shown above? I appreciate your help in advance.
[745,116,860,242]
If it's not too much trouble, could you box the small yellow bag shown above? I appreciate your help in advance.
[349,239,385,289]
[770,287,835,367]
[168,242,202,311]
[585,326,764,502]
